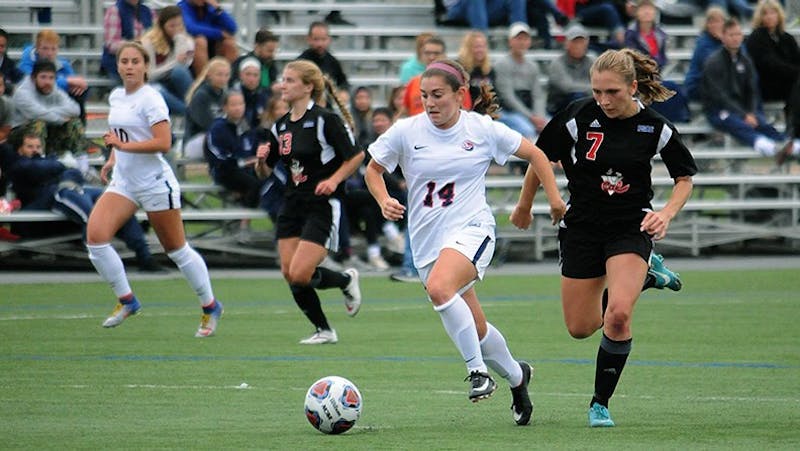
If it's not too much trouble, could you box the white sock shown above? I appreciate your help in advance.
[433,294,487,374]
[367,244,381,258]
[87,243,132,298]
[753,136,777,156]
[480,323,523,387]
[382,221,401,240]
[167,243,215,306]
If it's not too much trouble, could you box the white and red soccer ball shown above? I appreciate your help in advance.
[304,376,363,434]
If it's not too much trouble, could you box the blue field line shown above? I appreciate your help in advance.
[3,354,798,369]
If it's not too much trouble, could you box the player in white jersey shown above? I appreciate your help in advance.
[365,59,566,425]
[86,42,223,338]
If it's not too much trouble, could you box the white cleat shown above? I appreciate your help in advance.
[299,329,338,345]
[342,268,362,317]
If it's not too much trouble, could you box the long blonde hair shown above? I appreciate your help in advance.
[141,5,183,57]
[457,30,491,76]
[284,60,355,131]
[186,57,230,103]
[752,0,786,33]
[590,48,674,105]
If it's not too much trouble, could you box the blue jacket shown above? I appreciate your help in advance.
[178,0,237,41]
[684,31,722,100]
[18,45,76,93]
[6,153,81,207]
[204,117,263,180]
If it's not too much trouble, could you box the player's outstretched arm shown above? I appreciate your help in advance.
[512,139,566,226]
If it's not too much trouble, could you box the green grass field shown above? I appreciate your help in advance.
[2,269,799,450]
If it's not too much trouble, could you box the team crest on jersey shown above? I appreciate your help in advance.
[600,169,630,196]
[462,140,475,151]
[590,119,601,128]
[637,125,655,133]
[290,159,308,186]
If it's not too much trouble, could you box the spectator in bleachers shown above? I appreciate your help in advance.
[745,0,800,106]
[184,57,230,160]
[10,60,89,161]
[526,0,570,49]
[6,133,163,272]
[441,0,527,31]
[404,37,471,116]
[232,58,270,130]
[231,28,280,94]
[387,85,406,121]
[546,22,595,115]
[141,5,196,116]
[573,0,626,47]
[684,6,727,100]
[351,86,375,149]
[101,0,156,85]
[705,0,753,20]
[399,32,435,84]
[297,22,350,96]
[457,31,496,105]
[494,23,548,147]
[0,28,24,94]
[0,76,12,145]
[702,18,793,165]
[178,0,238,76]
[19,30,89,124]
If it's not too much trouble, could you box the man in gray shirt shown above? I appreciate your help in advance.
[546,23,594,116]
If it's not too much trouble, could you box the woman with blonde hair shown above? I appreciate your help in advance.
[255,60,364,345]
[183,56,230,159]
[456,30,494,105]
[140,5,195,115]
[745,0,800,104]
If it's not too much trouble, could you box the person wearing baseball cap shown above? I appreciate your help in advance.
[546,23,594,115]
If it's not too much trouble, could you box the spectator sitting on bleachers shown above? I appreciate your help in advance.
[297,22,350,98]
[789,77,800,157]
[546,22,594,115]
[140,5,195,116]
[101,0,156,85]
[440,0,527,31]
[19,30,89,124]
[494,22,548,147]
[702,18,793,165]
[10,60,92,165]
[684,6,727,100]
[232,58,270,130]
[178,0,238,76]
[184,57,230,160]
[0,28,24,94]
[387,85,406,121]
[231,28,279,95]
[404,37,471,116]
[457,30,497,105]
[745,0,800,111]
[5,133,163,272]
[399,32,435,84]
[351,86,375,149]
[526,0,570,49]
[205,89,285,222]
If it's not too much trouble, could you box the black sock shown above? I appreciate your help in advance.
[310,267,349,289]
[601,289,609,318]
[642,273,656,291]
[591,333,632,408]
[289,284,330,331]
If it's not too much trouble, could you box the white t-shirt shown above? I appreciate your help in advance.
[107,84,173,192]
[368,110,522,268]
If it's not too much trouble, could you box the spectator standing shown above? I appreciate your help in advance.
[140,5,196,115]
[184,57,231,159]
[19,30,89,124]
[0,28,24,93]
[297,22,350,95]
[547,23,595,115]
[702,18,793,164]
[494,22,548,144]
[178,0,238,75]
[399,32,435,84]
[101,0,156,84]
[684,6,727,100]
[442,0,527,31]
[232,28,280,94]
[745,0,800,105]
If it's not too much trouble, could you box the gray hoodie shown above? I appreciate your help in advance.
[10,76,80,128]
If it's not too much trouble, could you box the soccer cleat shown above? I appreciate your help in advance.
[342,268,362,317]
[195,300,223,338]
[102,297,141,328]
[510,361,534,425]
[299,329,338,345]
[465,371,497,402]
[588,402,615,427]
[648,253,682,291]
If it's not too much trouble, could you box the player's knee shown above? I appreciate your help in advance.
[567,323,596,339]
[285,269,313,286]
[603,308,631,336]
[425,281,454,306]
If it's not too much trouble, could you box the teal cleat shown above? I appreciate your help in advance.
[588,402,615,428]
[648,253,682,291]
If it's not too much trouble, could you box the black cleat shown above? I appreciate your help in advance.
[465,371,497,402]
[510,361,533,425]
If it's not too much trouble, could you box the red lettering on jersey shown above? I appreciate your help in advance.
[585,132,604,160]
[279,133,292,155]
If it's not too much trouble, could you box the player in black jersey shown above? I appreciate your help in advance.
[511,49,697,427]
[255,60,364,345]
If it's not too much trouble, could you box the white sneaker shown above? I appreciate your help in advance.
[342,268,362,317]
[367,254,390,271]
[299,329,338,344]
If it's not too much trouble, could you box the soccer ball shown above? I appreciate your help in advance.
[304,376,363,434]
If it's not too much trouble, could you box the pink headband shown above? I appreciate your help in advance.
[425,62,465,85]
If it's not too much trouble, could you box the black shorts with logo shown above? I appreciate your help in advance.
[276,193,342,251]
[557,222,653,279]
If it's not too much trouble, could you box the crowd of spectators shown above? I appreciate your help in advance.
[1,0,798,271]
